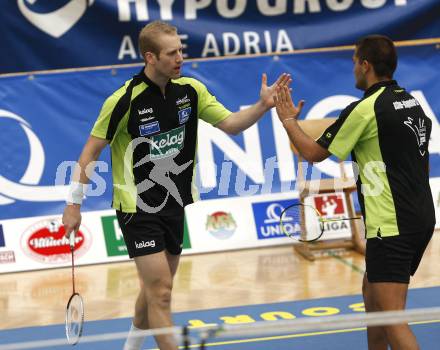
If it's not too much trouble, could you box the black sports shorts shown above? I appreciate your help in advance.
[116,210,184,258]
[366,228,434,284]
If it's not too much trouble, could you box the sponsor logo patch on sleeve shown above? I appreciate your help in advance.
[178,107,191,124]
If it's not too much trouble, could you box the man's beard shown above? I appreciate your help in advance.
[355,77,367,91]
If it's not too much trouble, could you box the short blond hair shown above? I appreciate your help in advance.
[138,21,177,58]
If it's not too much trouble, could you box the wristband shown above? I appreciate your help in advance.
[66,181,86,205]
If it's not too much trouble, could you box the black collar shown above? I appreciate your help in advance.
[137,68,171,93]
[364,80,398,98]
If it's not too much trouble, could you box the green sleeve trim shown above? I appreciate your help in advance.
[90,80,134,139]
[91,93,121,139]
[91,80,148,212]
[328,88,384,160]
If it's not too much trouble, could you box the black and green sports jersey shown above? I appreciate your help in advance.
[317,80,435,238]
[91,69,231,214]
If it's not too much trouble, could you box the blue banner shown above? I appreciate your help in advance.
[0,44,439,220]
[1,0,440,73]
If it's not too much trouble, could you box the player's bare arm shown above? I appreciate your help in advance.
[274,85,330,162]
[62,136,109,237]
[215,73,292,135]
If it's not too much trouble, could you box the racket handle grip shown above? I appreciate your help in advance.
[69,233,75,249]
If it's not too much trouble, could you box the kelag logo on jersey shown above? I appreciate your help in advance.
[149,125,185,160]
[252,199,301,240]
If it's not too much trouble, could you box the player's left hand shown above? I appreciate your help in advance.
[259,73,292,110]
[274,85,305,122]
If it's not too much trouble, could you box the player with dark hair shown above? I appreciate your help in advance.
[274,35,435,350]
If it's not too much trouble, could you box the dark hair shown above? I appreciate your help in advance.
[355,35,397,78]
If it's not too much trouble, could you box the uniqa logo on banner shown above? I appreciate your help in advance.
[17,0,94,38]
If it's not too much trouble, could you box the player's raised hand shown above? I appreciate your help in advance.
[259,73,292,110]
[273,85,305,123]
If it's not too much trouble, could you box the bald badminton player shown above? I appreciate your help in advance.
[62,21,291,350]
[274,35,435,350]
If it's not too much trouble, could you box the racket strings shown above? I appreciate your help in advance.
[302,204,325,242]
[280,205,302,238]
[66,234,84,345]
[280,204,324,242]
[66,294,84,344]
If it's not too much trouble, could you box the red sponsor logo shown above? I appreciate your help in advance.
[21,219,91,264]
[0,251,15,264]
[313,194,345,217]
[206,212,236,240]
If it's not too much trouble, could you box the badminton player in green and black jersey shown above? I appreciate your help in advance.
[62,21,291,350]
[274,35,435,350]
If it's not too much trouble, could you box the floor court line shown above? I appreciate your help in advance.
[1,286,439,350]
[327,250,365,275]
[151,319,440,350]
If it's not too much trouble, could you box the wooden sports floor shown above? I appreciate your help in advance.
[1,230,439,332]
